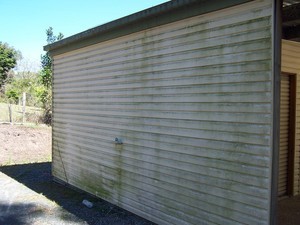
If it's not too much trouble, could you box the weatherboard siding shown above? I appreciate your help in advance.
[281,39,300,195]
[52,1,273,225]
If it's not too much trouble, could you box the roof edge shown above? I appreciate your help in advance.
[44,0,253,56]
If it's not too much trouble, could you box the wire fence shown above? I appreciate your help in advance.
[0,102,44,125]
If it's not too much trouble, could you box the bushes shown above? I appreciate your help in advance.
[4,72,46,107]
[5,89,19,103]
[0,71,51,125]
[0,28,63,125]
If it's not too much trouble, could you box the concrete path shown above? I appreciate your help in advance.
[0,171,87,225]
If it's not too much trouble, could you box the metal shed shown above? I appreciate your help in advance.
[44,0,300,224]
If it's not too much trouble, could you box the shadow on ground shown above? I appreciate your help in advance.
[0,203,40,225]
[0,201,84,225]
[278,195,300,225]
[0,162,155,225]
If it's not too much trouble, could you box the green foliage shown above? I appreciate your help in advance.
[5,89,18,103]
[41,27,64,88]
[40,27,64,125]
[46,27,64,44]
[40,66,52,88]
[4,72,46,106]
[0,42,20,88]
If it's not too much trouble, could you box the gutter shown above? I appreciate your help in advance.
[44,0,252,56]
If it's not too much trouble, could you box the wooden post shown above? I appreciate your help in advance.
[22,92,26,124]
[8,104,12,124]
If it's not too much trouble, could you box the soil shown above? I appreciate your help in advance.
[0,124,51,166]
[0,124,155,225]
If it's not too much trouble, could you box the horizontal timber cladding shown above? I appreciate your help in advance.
[282,40,300,195]
[278,74,290,197]
[52,1,273,225]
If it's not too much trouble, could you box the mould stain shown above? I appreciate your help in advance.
[114,141,124,203]
[78,169,111,199]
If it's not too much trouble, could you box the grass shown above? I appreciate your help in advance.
[0,102,44,124]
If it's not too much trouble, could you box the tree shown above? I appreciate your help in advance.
[40,27,63,124]
[0,42,20,89]
[41,27,63,88]
[5,71,45,106]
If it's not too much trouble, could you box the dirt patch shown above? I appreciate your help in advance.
[0,124,51,165]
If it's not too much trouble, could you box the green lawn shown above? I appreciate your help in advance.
[0,102,44,124]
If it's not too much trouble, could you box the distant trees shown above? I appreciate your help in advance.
[0,42,20,89]
[40,27,63,124]
[0,28,64,125]
[5,71,46,107]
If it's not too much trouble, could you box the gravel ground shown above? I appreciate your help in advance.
[0,124,155,225]
[0,163,155,225]
[0,169,86,225]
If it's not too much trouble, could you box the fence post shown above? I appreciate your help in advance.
[22,92,26,124]
[8,104,12,124]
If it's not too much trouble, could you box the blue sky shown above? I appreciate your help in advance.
[0,0,169,71]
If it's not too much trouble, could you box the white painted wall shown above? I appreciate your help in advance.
[52,1,273,224]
